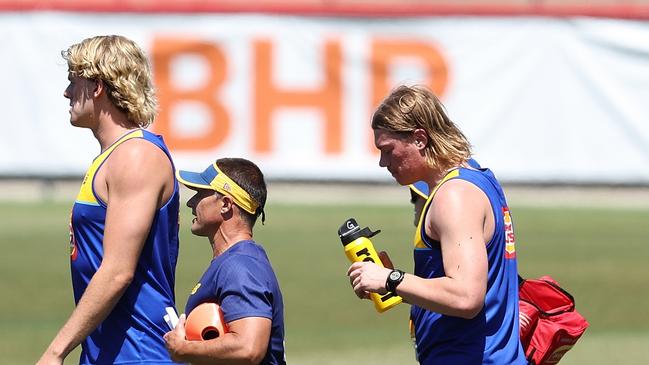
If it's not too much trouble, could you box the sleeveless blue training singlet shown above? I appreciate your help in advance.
[411,162,526,364]
[70,129,180,364]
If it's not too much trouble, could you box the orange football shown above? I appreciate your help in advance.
[185,302,228,341]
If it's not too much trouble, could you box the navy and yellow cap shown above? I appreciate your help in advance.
[176,163,259,215]
[409,181,430,199]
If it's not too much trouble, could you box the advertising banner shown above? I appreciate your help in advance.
[1,13,648,183]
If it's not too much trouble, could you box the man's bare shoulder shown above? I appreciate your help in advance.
[431,178,485,208]
[103,136,173,190]
[107,136,170,168]
[427,178,490,231]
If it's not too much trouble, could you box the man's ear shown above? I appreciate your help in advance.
[220,195,234,214]
[93,79,106,98]
[413,128,428,149]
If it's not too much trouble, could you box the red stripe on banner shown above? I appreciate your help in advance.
[1,1,649,19]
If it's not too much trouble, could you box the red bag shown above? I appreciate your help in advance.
[518,276,589,365]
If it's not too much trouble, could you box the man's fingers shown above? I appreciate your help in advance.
[347,262,364,276]
[177,314,186,329]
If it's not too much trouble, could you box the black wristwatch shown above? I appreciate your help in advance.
[385,269,405,293]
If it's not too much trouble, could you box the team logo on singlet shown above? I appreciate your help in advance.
[190,283,201,295]
[503,207,516,259]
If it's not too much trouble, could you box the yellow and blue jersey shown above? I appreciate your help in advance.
[69,129,179,364]
[411,161,526,364]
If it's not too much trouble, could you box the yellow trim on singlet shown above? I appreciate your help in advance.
[413,169,460,249]
[75,130,144,205]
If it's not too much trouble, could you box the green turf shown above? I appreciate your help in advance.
[1,201,648,363]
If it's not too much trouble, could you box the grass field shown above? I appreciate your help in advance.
[1,197,648,364]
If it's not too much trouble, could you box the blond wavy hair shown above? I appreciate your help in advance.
[62,35,158,128]
[371,85,471,172]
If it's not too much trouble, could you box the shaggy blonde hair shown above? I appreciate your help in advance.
[62,35,158,128]
[371,85,471,172]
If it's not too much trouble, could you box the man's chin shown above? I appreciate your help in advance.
[190,226,207,237]
[69,118,83,127]
[393,175,413,186]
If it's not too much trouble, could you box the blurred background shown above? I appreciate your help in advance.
[1,0,648,364]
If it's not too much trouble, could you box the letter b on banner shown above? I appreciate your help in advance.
[152,37,230,150]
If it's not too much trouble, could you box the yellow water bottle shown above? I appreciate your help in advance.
[338,218,402,313]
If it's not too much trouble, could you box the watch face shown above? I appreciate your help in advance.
[389,271,401,280]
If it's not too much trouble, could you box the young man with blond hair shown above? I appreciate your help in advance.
[38,35,180,365]
[347,85,526,364]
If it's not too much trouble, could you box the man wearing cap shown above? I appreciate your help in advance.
[164,158,286,365]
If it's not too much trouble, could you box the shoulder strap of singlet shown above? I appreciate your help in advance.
[75,129,148,206]
[413,168,460,250]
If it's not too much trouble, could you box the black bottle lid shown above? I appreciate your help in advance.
[338,217,381,246]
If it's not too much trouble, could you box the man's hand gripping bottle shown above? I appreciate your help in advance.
[338,218,402,313]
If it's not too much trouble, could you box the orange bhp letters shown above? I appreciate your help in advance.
[152,37,230,151]
[253,38,343,154]
[150,36,448,155]
[371,39,448,109]
[185,303,229,341]
[369,39,448,153]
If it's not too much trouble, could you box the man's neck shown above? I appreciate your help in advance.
[426,161,467,189]
[91,102,138,151]
[210,227,253,258]
[93,124,136,152]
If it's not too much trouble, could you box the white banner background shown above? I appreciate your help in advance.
[1,13,648,183]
